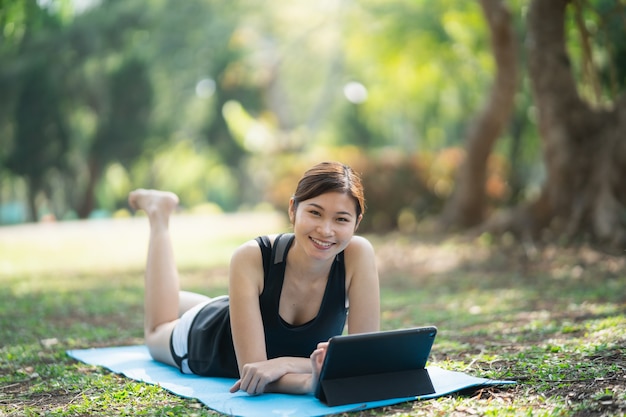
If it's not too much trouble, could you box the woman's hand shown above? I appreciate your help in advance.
[229,348,329,395]
[230,356,313,395]
[310,342,329,393]
[229,359,287,395]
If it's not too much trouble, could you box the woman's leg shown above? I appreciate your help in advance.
[129,189,182,367]
[179,290,211,317]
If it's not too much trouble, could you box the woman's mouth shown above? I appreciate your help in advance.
[310,237,334,249]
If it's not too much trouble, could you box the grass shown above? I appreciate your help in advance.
[1,214,625,416]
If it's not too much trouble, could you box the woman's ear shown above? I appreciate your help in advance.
[354,214,363,231]
[288,197,296,224]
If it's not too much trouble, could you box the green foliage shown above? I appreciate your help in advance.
[8,62,69,185]
[1,2,69,220]
[342,0,493,150]
[564,0,626,105]
[92,57,153,166]
[0,0,153,220]
[129,139,238,211]
[0,0,624,229]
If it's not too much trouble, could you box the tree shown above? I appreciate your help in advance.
[488,0,626,248]
[2,1,70,221]
[77,58,153,218]
[439,0,517,229]
[0,0,150,221]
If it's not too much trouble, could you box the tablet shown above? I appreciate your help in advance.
[314,326,437,406]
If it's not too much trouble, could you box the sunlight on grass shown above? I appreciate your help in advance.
[0,213,288,276]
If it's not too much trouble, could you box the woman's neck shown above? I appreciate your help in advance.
[287,239,334,282]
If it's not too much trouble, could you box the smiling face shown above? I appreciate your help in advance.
[289,191,361,262]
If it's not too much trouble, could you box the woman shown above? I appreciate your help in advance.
[128,161,380,395]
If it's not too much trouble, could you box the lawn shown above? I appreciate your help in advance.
[1,213,624,416]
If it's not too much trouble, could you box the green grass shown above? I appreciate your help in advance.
[1,216,625,416]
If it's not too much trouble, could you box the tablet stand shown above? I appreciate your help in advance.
[317,368,435,406]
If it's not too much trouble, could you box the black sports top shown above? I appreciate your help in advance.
[257,233,348,360]
[184,233,348,377]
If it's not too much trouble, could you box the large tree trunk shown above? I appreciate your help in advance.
[506,0,626,246]
[439,0,517,229]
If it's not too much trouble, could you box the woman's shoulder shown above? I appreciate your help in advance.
[343,235,378,288]
[231,238,260,263]
[229,236,272,290]
[231,234,283,258]
[348,234,374,248]
[344,235,375,258]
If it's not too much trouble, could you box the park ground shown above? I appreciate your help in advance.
[0,212,625,416]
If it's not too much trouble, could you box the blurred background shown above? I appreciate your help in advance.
[1,0,624,246]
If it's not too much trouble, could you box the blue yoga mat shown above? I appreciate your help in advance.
[67,345,514,417]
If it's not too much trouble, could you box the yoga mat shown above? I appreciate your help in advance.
[68,346,514,417]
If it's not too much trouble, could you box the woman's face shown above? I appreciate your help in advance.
[289,191,361,262]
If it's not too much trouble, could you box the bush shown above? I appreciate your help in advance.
[259,147,442,233]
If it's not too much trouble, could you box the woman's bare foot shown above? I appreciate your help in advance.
[128,189,179,223]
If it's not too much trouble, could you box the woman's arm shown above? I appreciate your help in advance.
[265,372,313,394]
[230,356,314,394]
[260,342,330,394]
[229,240,268,371]
[344,236,381,334]
[228,239,314,395]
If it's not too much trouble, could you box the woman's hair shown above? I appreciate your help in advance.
[292,161,365,219]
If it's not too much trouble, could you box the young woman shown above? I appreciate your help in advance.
[128,161,380,395]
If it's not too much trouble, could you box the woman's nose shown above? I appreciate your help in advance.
[318,220,333,236]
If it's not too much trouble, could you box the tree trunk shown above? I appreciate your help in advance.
[26,178,38,222]
[77,157,100,219]
[439,0,517,229]
[513,0,626,246]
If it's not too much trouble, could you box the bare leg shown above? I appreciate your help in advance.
[129,189,181,366]
[179,290,211,317]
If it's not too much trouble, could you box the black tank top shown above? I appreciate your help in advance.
[185,233,347,377]
[257,233,348,359]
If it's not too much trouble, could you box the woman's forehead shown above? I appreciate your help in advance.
[298,192,357,214]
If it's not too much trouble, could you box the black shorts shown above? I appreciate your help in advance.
[168,296,239,377]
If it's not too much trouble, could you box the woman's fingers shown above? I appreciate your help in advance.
[229,379,241,393]
[232,377,259,394]
[232,366,265,395]
[317,341,329,351]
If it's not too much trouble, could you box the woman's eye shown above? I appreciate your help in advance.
[309,210,321,216]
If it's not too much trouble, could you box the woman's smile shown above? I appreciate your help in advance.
[310,236,335,249]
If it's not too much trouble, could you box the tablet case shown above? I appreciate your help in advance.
[315,326,437,406]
